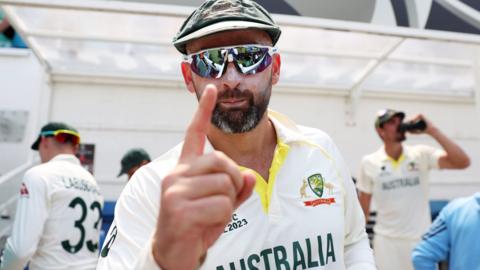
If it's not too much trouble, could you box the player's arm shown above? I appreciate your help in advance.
[329,144,376,269]
[414,114,470,169]
[411,208,451,270]
[0,171,48,270]
[356,158,373,224]
[343,178,376,270]
[358,192,371,225]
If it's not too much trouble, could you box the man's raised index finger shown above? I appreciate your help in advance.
[179,84,217,163]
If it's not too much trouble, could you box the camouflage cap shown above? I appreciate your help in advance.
[31,122,79,150]
[118,148,151,177]
[173,0,281,54]
[375,109,405,128]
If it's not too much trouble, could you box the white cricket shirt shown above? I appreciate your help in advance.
[97,111,375,270]
[1,154,104,270]
[357,145,443,240]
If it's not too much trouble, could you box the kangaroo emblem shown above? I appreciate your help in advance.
[324,182,334,195]
[300,179,308,198]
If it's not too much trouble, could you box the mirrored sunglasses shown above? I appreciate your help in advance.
[184,44,277,79]
[41,129,81,145]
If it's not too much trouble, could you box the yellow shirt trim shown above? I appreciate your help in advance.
[240,140,290,213]
[387,153,405,169]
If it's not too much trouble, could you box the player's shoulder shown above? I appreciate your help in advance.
[124,143,182,192]
[443,195,475,215]
[24,162,52,180]
[297,125,344,155]
[404,144,442,164]
[297,125,335,146]
[39,155,96,181]
[362,147,384,161]
[145,143,183,177]
[269,110,336,150]
[406,144,437,154]
[357,148,384,172]
[21,163,55,190]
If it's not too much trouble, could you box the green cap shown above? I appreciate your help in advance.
[31,122,79,150]
[375,109,405,128]
[118,148,151,177]
[173,0,281,54]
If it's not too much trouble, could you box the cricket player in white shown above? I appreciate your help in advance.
[1,123,103,270]
[97,0,375,269]
[357,109,470,270]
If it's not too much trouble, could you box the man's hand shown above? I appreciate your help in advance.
[406,114,436,135]
[152,84,256,269]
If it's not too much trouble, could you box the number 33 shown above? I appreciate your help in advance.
[61,197,102,254]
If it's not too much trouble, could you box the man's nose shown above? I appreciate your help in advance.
[221,61,242,90]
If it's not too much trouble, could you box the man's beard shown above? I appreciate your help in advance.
[212,87,270,133]
[194,81,271,134]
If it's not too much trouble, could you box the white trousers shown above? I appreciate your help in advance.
[373,234,419,270]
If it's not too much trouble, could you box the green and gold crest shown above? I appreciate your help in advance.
[307,173,324,198]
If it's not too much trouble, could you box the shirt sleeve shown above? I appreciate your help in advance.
[411,206,450,270]
[345,237,377,270]
[356,158,373,194]
[416,145,444,170]
[0,169,49,270]
[343,176,376,269]
[96,167,161,270]
[330,143,376,269]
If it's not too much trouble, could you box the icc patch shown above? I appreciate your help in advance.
[20,183,29,198]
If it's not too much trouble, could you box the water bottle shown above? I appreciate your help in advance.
[398,119,427,132]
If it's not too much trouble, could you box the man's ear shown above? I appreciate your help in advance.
[73,143,80,153]
[40,137,48,149]
[376,127,385,140]
[271,53,281,85]
[181,62,196,94]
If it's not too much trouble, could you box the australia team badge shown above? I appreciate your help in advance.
[300,173,336,207]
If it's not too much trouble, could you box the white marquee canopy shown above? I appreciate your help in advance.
[1,0,479,113]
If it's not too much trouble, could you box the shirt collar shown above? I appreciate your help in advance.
[267,109,306,144]
[378,145,406,162]
[49,154,81,165]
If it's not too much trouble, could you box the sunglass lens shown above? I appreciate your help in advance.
[191,49,227,78]
[233,46,271,74]
[54,133,80,145]
[234,46,265,65]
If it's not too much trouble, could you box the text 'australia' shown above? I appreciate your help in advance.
[216,233,336,270]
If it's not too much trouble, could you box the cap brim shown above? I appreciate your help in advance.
[174,20,278,53]
[117,168,126,177]
[392,112,405,120]
[31,136,41,150]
